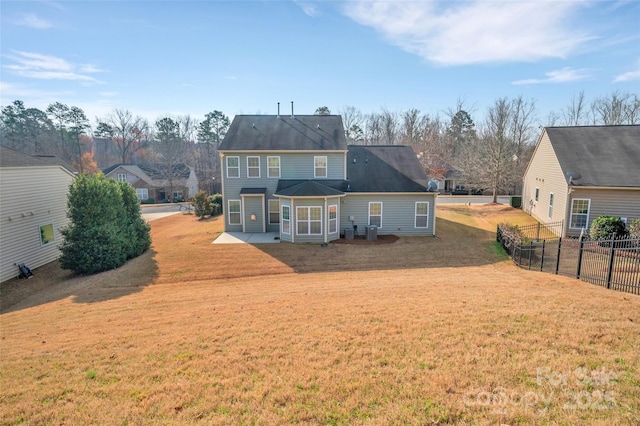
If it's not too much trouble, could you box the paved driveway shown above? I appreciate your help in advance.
[140,204,191,221]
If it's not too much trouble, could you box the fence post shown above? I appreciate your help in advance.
[540,240,546,271]
[536,222,541,241]
[606,233,617,289]
[528,240,533,270]
[555,237,562,275]
[576,234,585,279]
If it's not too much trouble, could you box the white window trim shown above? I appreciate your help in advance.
[268,199,280,225]
[267,156,280,178]
[415,201,429,228]
[228,200,242,225]
[226,156,240,178]
[281,205,291,235]
[296,206,322,235]
[247,156,260,178]
[328,204,338,234]
[548,193,554,219]
[534,187,539,202]
[569,198,591,230]
[39,222,55,246]
[117,173,126,182]
[368,202,383,229]
[314,156,327,178]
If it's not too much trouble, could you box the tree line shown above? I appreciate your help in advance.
[1,90,637,199]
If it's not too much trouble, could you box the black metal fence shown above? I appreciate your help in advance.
[496,224,640,295]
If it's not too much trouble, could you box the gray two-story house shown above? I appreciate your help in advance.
[218,114,436,244]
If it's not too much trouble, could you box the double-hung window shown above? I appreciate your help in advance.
[268,199,280,224]
[415,202,429,228]
[281,206,291,234]
[228,200,241,225]
[369,202,382,228]
[247,156,260,178]
[136,188,148,200]
[267,156,280,178]
[297,206,322,235]
[328,205,337,234]
[569,199,590,229]
[548,193,554,218]
[314,156,327,178]
[227,156,240,178]
[535,187,539,202]
[117,173,126,182]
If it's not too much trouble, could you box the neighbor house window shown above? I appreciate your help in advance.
[228,200,241,225]
[297,206,322,235]
[282,205,291,234]
[535,187,539,202]
[369,202,382,228]
[314,156,327,178]
[328,204,337,234]
[269,199,280,224]
[226,156,240,178]
[39,223,55,246]
[267,156,280,178]
[173,191,183,201]
[247,156,260,178]
[136,188,148,200]
[569,199,591,229]
[117,173,126,182]
[415,202,429,228]
[548,193,554,218]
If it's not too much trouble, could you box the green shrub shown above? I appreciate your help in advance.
[143,197,155,204]
[193,190,212,219]
[209,193,223,215]
[210,203,221,216]
[589,215,627,240]
[629,218,640,239]
[60,174,151,274]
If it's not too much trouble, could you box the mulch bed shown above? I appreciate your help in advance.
[331,234,400,245]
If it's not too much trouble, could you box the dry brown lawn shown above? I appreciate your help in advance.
[1,205,639,425]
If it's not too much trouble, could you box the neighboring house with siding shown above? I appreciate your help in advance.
[218,114,436,243]
[103,163,198,202]
[522,125,640,237]
[0,145,75,283]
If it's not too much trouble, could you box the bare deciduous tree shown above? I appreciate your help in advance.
[96,109,149,164]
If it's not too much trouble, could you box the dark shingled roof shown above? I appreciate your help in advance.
[0,145,75,173]
[275,180,348,197]
[347,145,429,192]
[240,187,267,195]
[545,125,640,188]
[103,163,191,179]
[219,115,348,151]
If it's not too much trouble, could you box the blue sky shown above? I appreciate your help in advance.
[1,0,639,127]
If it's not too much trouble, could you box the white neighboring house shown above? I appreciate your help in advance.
[0,145,76,283]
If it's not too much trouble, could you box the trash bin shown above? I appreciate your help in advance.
[366,225,378,240]
[510,196,522,208]
[344,228,354,240]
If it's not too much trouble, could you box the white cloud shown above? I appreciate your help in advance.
[343,1,593,66]
[512,67,591,85]
[613,60,640,82]
[4,51,104,84]
[294,1,319,17]
[14,13,55,29]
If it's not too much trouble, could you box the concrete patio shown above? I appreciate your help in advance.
[212,232,281,244]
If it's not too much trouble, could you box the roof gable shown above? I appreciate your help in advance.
[219,115,348,151]
[545,125,640,187]
[347,145,429,192]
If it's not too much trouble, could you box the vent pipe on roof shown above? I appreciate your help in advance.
[277,102,280,118]
[291,101,294,118]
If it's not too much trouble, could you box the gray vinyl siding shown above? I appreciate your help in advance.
[566,189,640,237]
[522,131,569,231]
[340,193,436,236]
[0,166,74,283]
[221,152,346,232]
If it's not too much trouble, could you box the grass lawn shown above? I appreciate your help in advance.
[1,204,638,425]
